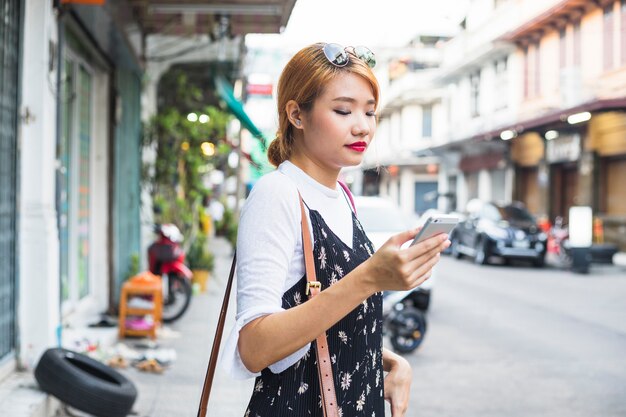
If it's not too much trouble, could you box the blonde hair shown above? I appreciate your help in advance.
[267,43,380,167]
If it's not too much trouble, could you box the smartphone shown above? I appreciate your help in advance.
[410,215,459,246]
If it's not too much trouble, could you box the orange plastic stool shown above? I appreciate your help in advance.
[118,272,163,339]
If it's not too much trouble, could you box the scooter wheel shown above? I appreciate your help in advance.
[389,307,427,354]
[162,274,192,323]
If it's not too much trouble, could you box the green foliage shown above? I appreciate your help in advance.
[216,205,238,248]
[126,253,140,280]
[186,232,215,271]
[142,71,233,239]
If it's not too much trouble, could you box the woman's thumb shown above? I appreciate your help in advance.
[386,228,420,247]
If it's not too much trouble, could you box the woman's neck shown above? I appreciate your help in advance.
[288,156,339,190]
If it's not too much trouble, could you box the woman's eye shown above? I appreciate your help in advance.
[366,111,377,117]
[334,109,350,115]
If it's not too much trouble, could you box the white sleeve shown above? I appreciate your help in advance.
[220,175,311,380]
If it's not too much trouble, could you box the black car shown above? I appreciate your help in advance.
[450,200,548,267]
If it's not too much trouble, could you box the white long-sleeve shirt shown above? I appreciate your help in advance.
[220,161,355,380]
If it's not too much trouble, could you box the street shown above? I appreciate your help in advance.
[409,256,626,417]
[122,241,626,417]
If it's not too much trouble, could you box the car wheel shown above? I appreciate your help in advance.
[533,255,546,268]
[474,238,490,265]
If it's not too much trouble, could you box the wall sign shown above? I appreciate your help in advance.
[546,133,580,163]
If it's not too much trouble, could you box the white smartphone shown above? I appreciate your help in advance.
[410,215,459,246]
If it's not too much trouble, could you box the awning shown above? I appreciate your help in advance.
[214,74,268,150]
[423,97,626,155]
[129,0,297,36]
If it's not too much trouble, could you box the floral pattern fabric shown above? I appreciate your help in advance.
[244,207,384,416]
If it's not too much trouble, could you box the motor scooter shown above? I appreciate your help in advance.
[382,287,430,354]
[147,224,193,323]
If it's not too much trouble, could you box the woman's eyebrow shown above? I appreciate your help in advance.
[331,97,376,105]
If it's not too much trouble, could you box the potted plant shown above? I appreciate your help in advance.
[186,232,215,293]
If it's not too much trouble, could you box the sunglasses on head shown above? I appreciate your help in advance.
[322,43,376,69]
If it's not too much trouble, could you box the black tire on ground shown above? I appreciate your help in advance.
[162,274,193,323]
[34,348,137,417]
[389,308,427,354]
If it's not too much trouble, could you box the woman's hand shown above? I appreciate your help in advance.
[383,351,412,416]
[362,228,450,293]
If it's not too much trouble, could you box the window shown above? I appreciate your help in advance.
[559,27,567,69]
[60,51,93,307]
[494,57,508,109]
[534,42,541,96]
[605,3,615,70]
[470,71,481,117]
[621,0,626,64]
[573,20,581,67]
[422,104,433,137]
[523,46,529,98]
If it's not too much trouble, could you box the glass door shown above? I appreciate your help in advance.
[59,51,92,310]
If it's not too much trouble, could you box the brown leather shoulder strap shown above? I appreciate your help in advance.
[197,253,236,417]
[299,194,339,417]
[197,193,340,417]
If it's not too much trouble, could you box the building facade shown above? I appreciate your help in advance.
[502,0,626,250]
[371,0,626,252]
[355,32,454,217]
[2,0,145,383]
[0,4,298,407]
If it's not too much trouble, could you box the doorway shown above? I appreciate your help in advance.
[58,50,94,311]
[550,162,579,223]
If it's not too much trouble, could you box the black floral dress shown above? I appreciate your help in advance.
[244,203,385,417]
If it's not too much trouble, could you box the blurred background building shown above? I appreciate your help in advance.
[0,0,296,400]
[347,0,626,254]
[1,0,626,413]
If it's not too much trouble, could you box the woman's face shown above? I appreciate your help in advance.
[297,72,377,172]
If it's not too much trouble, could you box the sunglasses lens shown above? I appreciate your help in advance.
[323,43,349,67]
[354,46,376,68]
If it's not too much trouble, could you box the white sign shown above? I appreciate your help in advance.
[546,133,580,163]
[569,206,592,248]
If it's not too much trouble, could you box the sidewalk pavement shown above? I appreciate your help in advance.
[119,237,253,417]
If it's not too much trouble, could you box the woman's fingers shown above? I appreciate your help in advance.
[406,254,438,286]
[369,229,449,292]
[407,233,450,258]
[385,227,421,249]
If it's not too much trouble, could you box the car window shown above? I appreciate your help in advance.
[357,206,410,232]
[501,205,535,222]
[481,204,502,222]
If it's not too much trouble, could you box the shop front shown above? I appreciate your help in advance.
[545,132,582,223]
[459,148,508,208]
[510,132,547,217]
[589,112,626,250]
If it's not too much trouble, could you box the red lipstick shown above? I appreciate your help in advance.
[346,141,367,152]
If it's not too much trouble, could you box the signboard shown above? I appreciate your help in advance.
[61,0,105,4]
[246,84,273,96]
[569,206,592,248]
[546,133,580,163]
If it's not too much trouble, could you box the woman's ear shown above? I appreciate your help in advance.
[285,100,303,130]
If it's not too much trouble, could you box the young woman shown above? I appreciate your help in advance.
[222,43,450,417]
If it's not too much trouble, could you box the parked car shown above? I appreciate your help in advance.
[450,199,548,267]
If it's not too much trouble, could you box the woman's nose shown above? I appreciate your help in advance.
[352,116,370,137]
